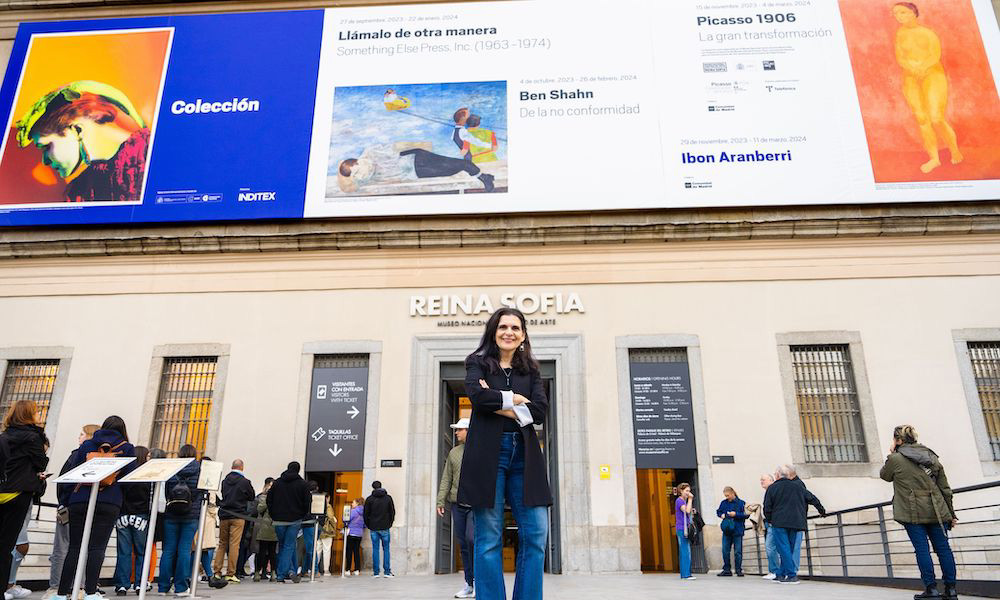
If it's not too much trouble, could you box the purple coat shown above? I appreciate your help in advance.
[348,505,365,537]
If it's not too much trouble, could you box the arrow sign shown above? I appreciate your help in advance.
[329,444,344,457]
[347,406,360,419]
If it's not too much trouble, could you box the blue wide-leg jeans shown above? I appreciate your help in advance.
[474,432,547,600]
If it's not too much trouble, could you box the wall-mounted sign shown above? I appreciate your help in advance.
[629,360,697,469]
[712,455,735,465]
[409,291,584,317]
[380,459,403,468]
[305,365,368,471]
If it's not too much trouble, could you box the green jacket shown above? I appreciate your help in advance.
[437,443,465,508]
[254,494,277,542]
[880,443,956,525]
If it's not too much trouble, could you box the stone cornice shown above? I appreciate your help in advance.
[1,202,998,260]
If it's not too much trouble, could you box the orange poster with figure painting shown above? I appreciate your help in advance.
[838,0,1000,183]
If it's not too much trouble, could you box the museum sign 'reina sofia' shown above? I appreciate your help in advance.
[409,292,585,318]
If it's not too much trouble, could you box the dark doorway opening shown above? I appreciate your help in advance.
[306,471,363,574]
[636,467,706,573]
[434,361,562,575]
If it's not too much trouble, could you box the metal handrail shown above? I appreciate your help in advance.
[742,479,1000,594]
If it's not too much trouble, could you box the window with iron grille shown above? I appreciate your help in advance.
[0,359,60,427]
[151,357,217,457]
[314,354,369,369]
[968,342,1000,460]
[790,345,868,463]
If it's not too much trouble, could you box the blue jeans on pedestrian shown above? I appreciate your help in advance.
[771,526,799,579]
[301,524,316,574]
[473,432,547,600]
[274,522,302,580]
[113,515,149,589]
[792,530,803,574]
[721,532,743,574]
[676,530,691,578]
[903,523,956,587]
[764,523,779,574]
[453,504,475,587]
[191,548,213,579]
[158,518,198,594]
[370,530,391,575]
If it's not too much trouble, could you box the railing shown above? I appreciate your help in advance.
[743,480,1000,598]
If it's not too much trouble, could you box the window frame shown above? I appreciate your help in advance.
[0,346,72,444]
[140,344,229,458]
[776,332,881,478]
[953,329,1000,477]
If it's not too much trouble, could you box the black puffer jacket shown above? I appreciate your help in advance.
[363,488,395,531]
[0,424,48,495]
[266,469,310,523]
[219,471,255,519]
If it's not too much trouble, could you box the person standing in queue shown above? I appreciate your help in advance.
[55,416,135,600]
[0,401,49,593]
[157,444,202,596]
[458,308,551,600]
[266,461,310,584]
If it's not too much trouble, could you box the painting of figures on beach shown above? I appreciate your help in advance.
[327,80,507,197]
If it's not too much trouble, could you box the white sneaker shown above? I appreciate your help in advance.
[8,587,31,600]
[344,571,351,577]
[682,576,697,580]
[4,591,12,600]
[455,584,476,598]
[763,573,777,580]
[353,571,360,576]
[372,574,381,578]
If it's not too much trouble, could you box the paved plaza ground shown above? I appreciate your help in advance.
[188,573,991,599]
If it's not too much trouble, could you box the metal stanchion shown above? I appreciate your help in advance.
[187,495,210,598]
[70,483,101,600]
[310,520,319,583]
[341,527,349,577]
[136,481,164,600]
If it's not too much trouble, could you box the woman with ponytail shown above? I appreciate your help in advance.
[881,425,958,599]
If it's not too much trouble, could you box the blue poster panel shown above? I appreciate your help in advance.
[0,10,323,226]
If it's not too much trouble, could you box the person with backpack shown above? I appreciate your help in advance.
[881,425,959,600]
[157,444,202,596]
[113,446,151,596]
[0,401,49,594]
[44,424,99,600]
[266,462,310,584]
[715,486,749,577]
[53,416,135,600]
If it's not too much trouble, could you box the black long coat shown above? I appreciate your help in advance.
[456,354,553,508]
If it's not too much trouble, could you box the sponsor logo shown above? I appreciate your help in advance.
[763,60,776,71]
[238,190,276,202]
[707,105,736,112]
[703,61,728,73]
[684,180,713,189]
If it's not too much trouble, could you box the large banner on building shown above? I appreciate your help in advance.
[1,0,999,226]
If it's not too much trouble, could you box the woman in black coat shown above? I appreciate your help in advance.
[0,401,49,586]
[457,308,550,600]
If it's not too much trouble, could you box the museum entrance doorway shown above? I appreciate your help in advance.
[434,360,561,575]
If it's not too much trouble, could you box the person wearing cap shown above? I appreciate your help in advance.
[15,80,150,203]
[437,417,474,599]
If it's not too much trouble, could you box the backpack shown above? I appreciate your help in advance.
[166,479,193,516]
[86,441,128,488]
